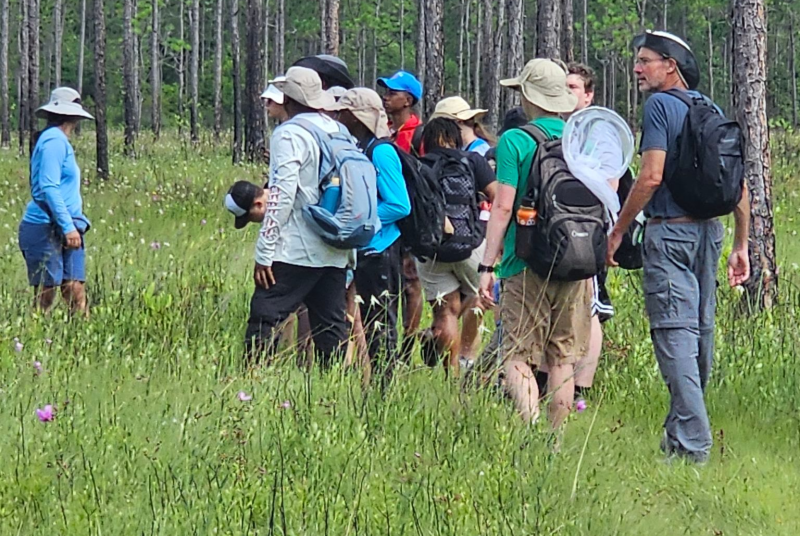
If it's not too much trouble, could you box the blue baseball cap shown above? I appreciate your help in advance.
[377,71,423,102]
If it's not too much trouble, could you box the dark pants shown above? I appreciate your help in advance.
[643,220,723,463]
[245,262,347,369]
[355,241,402,379]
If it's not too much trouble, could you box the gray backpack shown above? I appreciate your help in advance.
[291,117,380,249]
[514,125,607,281]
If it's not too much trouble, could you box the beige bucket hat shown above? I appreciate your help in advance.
[500,59,577,114]
[430,96,488,121]
[35,87,94,120]
[324,88,391,139]
[273,67,335,110]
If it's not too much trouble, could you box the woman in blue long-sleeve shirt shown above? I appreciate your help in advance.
[19,87,94,314]
[325,88,411,384]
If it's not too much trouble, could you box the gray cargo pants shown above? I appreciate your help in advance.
[643,219,724,463]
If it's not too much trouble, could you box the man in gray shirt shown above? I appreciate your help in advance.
[607,31,750,463]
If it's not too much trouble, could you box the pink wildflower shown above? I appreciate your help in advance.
[237,391,252,402]
[280,400,291,410]
[36,405,55,422]
[150,241,161,250]
[33,361,43,375]
[576,400,587,413]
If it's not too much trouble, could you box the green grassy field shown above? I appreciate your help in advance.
[1,132,799,535]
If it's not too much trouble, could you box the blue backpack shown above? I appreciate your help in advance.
[291,118,380,249]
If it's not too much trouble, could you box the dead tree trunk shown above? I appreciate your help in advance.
[151,0,161,138]
[28,0,40,154]
[561,0,574,63]
[190,0,200,143]
[473,0,481,106]
[732,0,776,307]
[178,0,185,126]
[457,0,466,94]
[537,0,560,59]
[231,0,243,164]
[581,0,588,63]
[0,0,9,147]
[791,14,798,126]
[94,0,109,179]
[479,0,493,110]
[122,0,137,156]
[53,0,62,87]
[19,0,29,155]
[77,0,86,95]
[488,0,505,128]
[214,0,224,139]
[244,0,265,162]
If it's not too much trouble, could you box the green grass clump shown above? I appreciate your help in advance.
[0,132,799,535]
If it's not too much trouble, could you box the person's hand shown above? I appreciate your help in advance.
[727,247,750,287]
[479,272,496,307]
[254,263,276,289]
[64,230,82,249]
[606,228,623,267]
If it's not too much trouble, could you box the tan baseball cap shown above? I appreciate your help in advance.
[273,66,335,110]
[500,59,578,114]
[430,96,488,121]
[324,88,391,139]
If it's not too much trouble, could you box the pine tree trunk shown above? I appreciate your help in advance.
[707,14,714,102]
[505,0,524,113]
[537,0,560,59]
[275,0,284,73]
[458,0,466,94]
[122,0,137,156]
[561,0,574,63]
[465,0,471,98]
[231,0,243,164]
[54,0,62,87]
[488,0,505,129]
[399,0,405,70]
[415,0,427,90]
[473,0,481,106]
[19,0,29,155]
[214,0,224,139]
[319,0,328,49]
[94,0,109,179]
[323,0,339,56]
[190,0,200,143]
[732,0,777,307]
[78,0,86,94]
[0,0,9,148]
[479,0,493,110]
[662,0,668,29]
[151,0,161,138]
[133,0,141,134]
[178,0,185,126]
[28,0,40,154]
[244,0,265,162]
[581,0,588,63]
[422,0,443,120]
[371,0,380,90]
[791,14,797,126]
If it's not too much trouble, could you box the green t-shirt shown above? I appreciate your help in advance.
[495,116,566,279]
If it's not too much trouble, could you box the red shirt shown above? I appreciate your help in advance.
[390,114,421,154]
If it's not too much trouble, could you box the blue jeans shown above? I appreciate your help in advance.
[643,220,723,463]
[19,221,86,287]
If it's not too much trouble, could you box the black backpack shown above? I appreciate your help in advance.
[612,169,644,270]
[662,89,744,219]
[514,125,607,281]
[366,140,446,260]
[420,150,485,263]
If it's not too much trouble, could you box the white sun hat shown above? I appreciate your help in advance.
[261,76,286,104]
[35,87,94,120]
[563,106,635,220]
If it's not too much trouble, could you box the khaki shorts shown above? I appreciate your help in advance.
[415,241,486,301]
[500,270,591,368]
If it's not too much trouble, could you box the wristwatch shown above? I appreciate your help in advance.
[477,264,495,274]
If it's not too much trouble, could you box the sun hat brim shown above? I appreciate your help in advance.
[35,102,94,120]
[431,107,488,121]
[500,76,577,114]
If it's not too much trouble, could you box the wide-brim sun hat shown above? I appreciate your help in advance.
[324,88,391,139]
[430,96,488,121]
[35,87,94,120]
[563,106,635,216]
[273,67,335,110]
[500,59,577,114]
[261,76,286,103]
[633,30,700,90]
[291,55,355,89]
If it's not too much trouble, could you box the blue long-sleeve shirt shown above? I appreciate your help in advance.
[362,138,411,254]
[22,127,84,234]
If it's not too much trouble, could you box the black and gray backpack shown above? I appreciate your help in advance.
[421,150,484,263]
[662,89,744,219]
[514,125,607,281]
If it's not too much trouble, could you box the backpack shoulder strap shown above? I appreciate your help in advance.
[663,88,696,108]
[517,124,550,145]
[365,138,392,161]
[410,124,425,157]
